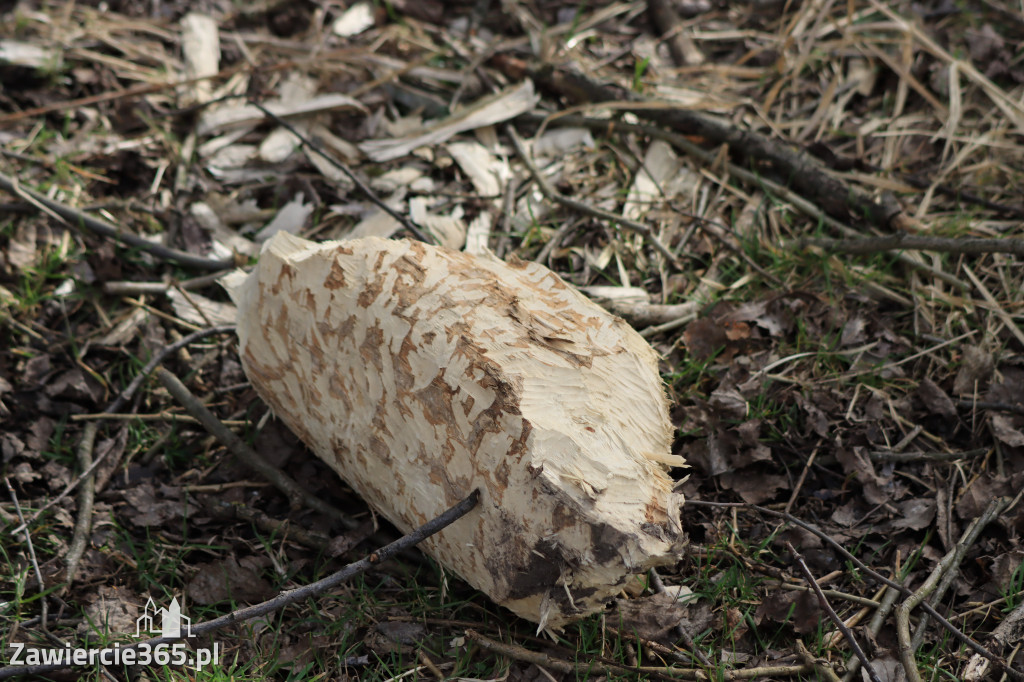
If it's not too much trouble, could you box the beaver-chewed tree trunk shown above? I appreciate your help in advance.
[223,232,686,629]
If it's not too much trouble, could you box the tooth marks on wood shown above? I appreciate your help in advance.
[224,232,686,629]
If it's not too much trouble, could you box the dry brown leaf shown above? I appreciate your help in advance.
[953,345,995,395]
[917,378,957,417]
[991,414,1024,448]
[77,586,140,638]
[123,482,191,527]
[892,498,936,531]
[613,592,689,644]
[187,556,276,605]
[753,590,820,634]
[720,470,787,504]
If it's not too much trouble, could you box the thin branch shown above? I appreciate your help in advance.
[896,496,1009,682]
[868,448,988,463]
[204,499,337,553]
[796,234,1024,257]
[506,126,681,267]
[155,367,356,530]
[639,313,698,339]
[518,112,969,292]
[0,490,480,680]
[592,298,700,329]
[957,399,1024,416]
[843,585,902,682]
[0,45,383,126]
[795,639,842,682]
[839,159,1024,219]
[518,64,901,229]
[769,581,882,608]
[70,412,241,424]
[61,422,98,589]
[467,629,814,680]
[647,0,704,66]
[4,478,48,632]
[247,100,436,245]
[787,541,882,682]
[101,271,225,296]
[963,598,1024,681]
[0,170,235,271]
[604,624,694,666]
[671,204,783,287]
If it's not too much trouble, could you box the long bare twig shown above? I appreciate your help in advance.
[796,234,1024,257]
[4,478,48,632]
[467,629,815,680]
[787,541,882,682]
[843,585,902,682]
[896,497,1010,682]
[0,490,480,680]
[506,125,681,267]
[0,170,235,271]
[963,598,1024,681]
[156,367,356,529]
[795,640,842,682]
[518,112,969,292]
[61,422,97,589]
[517,64,902,228]
[247,101,436,245]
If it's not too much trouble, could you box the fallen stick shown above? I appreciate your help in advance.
[795,234,1024,257]
[156,367,356,529]
[788,542,882,682]
[0,490,480,680]
[0,170,234,272]
[503,62,902,229]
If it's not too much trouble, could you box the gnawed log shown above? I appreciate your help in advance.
[223,233,685,629]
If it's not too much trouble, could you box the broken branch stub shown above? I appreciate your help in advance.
[223,233,685,629]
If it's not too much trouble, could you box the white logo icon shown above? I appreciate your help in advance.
[136,597,193,638]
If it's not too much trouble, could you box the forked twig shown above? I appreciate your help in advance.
[842,584,902,682]
[896,497,1010,682]
[787,541,882,682]
[4,478,48,632]
[795,640,842,682]
[795,234,1024,257]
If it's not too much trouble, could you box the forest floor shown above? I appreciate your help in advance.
[2,0,1024,680]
